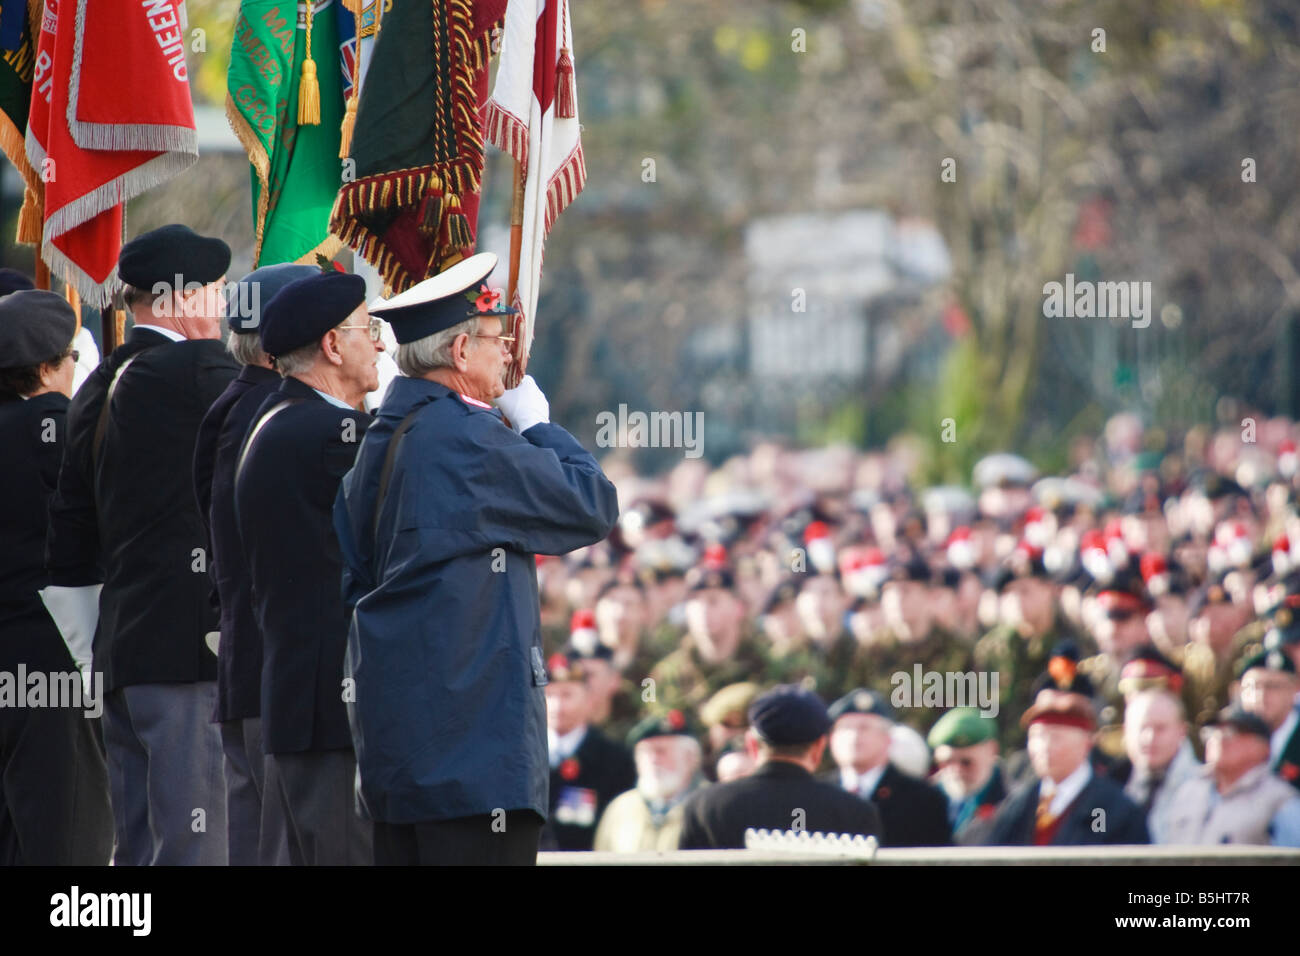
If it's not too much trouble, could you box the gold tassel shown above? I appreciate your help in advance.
[555,47,576,118]
[298,3,321,126]
[16,184,41,244]
[339,0,364,157]
[339,95,358,157]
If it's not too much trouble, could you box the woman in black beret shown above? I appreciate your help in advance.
[0,289,113,864]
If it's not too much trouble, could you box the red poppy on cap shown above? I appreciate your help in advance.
[667,709,686,731]
[570,608,596,633]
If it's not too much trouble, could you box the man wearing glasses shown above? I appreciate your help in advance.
[1238,645,1300,791]
[335,252,619,865]
[1162,700,1300,846]
[234,270,383,864]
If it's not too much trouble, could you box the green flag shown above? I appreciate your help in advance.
[226,0,343,266]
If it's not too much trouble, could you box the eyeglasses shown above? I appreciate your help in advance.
[337,317,384,342]
[470,332,516,348]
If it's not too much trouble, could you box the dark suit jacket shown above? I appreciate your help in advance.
[866,764,953,848]
[542,726,636,851]
[0,392,66,609]
[46,326,166,586]
[235,376,371,754]
[678,760,884,850]
[193,363,281,722]
[987,770,1151,846]
[49,329,238,690]
[1275,717,1300,792]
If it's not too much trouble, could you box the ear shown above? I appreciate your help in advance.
[36,359,61,390]
[322,329,346,366]
[452,332,472,372]
[744,728,760,760]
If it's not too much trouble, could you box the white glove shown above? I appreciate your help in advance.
[38,584,102,695]
[495,375,550,434]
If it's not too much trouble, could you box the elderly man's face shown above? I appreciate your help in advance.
[937,739,998,797]
[1123,693,1186,775]
[1203,726,1270,782]
[634,736,700,801]
[462,314,512,402]
[334,303,384,400]
[829,712,892,773]
[1027,722,1091,784]
[1239,668,1300,730]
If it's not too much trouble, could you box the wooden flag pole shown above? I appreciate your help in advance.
[504,156,526,387]
[506,157,524,306]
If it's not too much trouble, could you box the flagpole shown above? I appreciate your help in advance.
[504,157,525,387]
[506,157,524,305]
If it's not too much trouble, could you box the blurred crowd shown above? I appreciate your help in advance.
[535,412,1300,851]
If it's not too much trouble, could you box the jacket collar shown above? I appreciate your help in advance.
[753,759,815,781]
[279,375,328,402]
[237,364,279,386]
[126,325,172,347]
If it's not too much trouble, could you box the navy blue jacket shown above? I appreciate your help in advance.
[236,376,372,754]
[48,329,239,690]
[988,771,1151,846]
[334,377,619,824]
[193,363,281,722]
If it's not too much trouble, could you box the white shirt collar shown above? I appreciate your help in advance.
[841,763,887,798]
[548,724,588,767]
[311,387,354,410]
[1042,760,1092,818]
[1272,707,1299,766]
[131,323,186,343]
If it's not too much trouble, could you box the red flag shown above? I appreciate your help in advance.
[25,0,196,306]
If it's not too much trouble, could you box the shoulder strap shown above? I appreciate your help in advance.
[373,407,422,541]
[234,397,305,489]
[91,353,142,473]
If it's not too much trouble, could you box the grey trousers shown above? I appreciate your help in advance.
[264,749,373,866]
[102,682,228,865]
[221,717,289,866]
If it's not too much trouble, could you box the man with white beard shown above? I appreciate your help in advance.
[594,712,704,852]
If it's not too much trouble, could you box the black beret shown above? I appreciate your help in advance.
[828,688,896,724]
[371,251,516,345]
[0,290,77,369]
[259,272,368,358]
[1237,648,1297,678]
[748,684,831,746]
[118,224,231,291]
[626,709,696,748]
[1208,705,1272,740]
[0,268,35,296]
[226,263,319,335]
